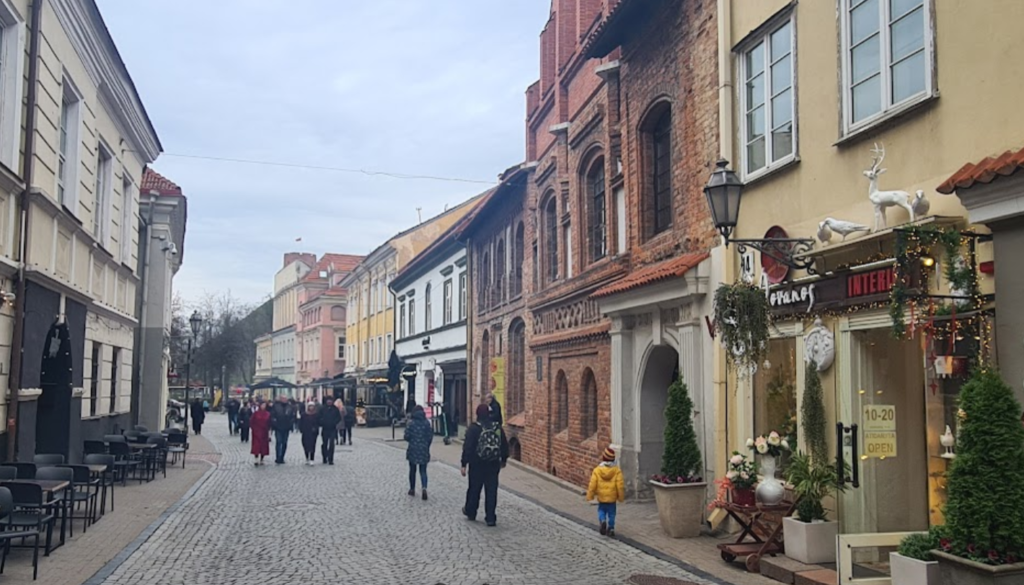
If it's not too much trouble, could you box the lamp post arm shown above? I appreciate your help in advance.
[729,237,819,276]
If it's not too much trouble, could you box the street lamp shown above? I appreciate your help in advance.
[703,158,818,274]
[183,310,203,433]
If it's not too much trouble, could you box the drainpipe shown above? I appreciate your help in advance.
[717,0,734,162]
[7,0,45,462]
[130,195,156,428]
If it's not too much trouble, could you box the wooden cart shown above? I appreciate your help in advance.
[715,498,798,572]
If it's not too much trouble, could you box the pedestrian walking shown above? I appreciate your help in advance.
[292,399,302,433]
[461,403,508,527]
[485,392,504,426]
[586,447,625,537]
[238,400,252,443]
[250,402,271,465]
[342,399,356,445]
[190,398,206,435]
[299,403,319,465]
[318,398,342,465]
[226,398,240,435]
[405,405,433,500]
[270,395,296,464]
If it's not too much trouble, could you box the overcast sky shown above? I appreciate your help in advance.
[99,0,549,306]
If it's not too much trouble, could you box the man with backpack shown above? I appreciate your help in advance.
[461,403,509,527]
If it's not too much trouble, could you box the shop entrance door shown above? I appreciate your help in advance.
[835,324,929,582]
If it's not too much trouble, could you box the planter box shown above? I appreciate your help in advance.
[890,552,938,585]
[649,480,706,538]
[932,550,1024,585]
[782,516,837,564]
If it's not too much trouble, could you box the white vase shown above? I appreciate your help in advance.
[756,455,785,505]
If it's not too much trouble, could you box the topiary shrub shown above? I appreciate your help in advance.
[943,369,1024,564]
[654,378,703,484]
[898,531,939,562]
[801,360,828,466]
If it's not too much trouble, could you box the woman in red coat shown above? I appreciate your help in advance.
[250,402,272,465]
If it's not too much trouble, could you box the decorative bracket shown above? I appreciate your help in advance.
[729,237,819,276]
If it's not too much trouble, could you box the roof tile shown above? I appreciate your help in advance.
[140,167,182,196]
[591,253,708,299]
[937,144,1024,194]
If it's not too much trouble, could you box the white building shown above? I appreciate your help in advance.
[390,228,469,430]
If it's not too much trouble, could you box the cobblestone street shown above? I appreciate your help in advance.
[91,415,720,585]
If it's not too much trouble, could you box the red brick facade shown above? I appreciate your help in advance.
[465,0,719,489]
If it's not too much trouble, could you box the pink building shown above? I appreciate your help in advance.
[295,254,364,385]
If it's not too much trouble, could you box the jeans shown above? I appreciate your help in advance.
[408,462,428,490]
[321,431,337,463]
[274,429,290,462]
[342,426,353,444]
[301,433,317,461]
[464,461,501,523]
[228,412,238,434]
[597,502,617,529]
[239,425,249,442]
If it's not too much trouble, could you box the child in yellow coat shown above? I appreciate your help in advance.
[586,447,625,537]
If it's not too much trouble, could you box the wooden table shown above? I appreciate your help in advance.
[716,499,797,572]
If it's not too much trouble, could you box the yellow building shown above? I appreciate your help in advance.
[340,198,483,409]
[714,0,1023,575]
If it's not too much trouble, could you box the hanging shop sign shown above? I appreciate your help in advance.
[768,260,921,319]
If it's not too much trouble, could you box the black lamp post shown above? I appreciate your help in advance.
[183,310,203,432]
[703,158,818,274]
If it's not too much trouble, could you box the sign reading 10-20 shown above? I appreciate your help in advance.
[862,404,897,458]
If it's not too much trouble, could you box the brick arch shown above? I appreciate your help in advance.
[638,98,674,239]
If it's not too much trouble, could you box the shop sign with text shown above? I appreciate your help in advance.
[768,260,919,319]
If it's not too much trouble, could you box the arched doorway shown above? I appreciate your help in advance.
[638,344,679,482]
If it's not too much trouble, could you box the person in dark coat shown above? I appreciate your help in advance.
[190,399,206,435]
[226,398,240,435]
[485,393,503,426]
[299,403,319,465]
[250,402,271,465]
[405,405,433,500]
[341,399,356,445]
[238,400,253,442]
[461,403,509,527]
[270,395,296,464]
[318,398,342,465]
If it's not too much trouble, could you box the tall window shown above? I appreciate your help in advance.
[371,280,377,314]
[495,239,505,303]
[57,83,81,210]
[120,175,134,262]
[651,110,672,235]
[443,279,453,325]
[742,17,795,176]
[110,347,120,413]
[563,222,572,279]
[481,330,490,393]
[543,195,558,284]
[512,223,524,297]
[386,273,394,307]
[386,333,393,359]
[399,301,407,338]
[362,340,368,366]
[94,145,113,245]
[377,336,383,364]
[587,158,607,263]
[408,297,416,336]
[556,370,568,432]
[614,186,626,254]
[581,367,598,439]
[458,272,467,320]
[89,342,101,416]
[843,0,930,131]
[424,284,433,330]
[337,336,345,360]
[508,320,526,417]
[480,251,491,309]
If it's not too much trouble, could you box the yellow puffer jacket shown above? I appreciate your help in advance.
[587,463,625,503]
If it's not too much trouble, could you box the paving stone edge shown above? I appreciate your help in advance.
[81,461,218,585]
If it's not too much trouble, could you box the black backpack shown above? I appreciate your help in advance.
[475,423,502,462]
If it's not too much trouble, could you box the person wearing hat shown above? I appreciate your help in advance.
[460,403,509,527]
[586,446,625,537]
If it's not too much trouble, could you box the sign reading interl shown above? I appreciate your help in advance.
[863,404,896,458]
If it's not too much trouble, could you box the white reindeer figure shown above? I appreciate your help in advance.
[864,143,915,231]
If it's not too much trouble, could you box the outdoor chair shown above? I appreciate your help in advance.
[143,436,168,480]
[106,442,139,486]
[166,432,187,468]
[10,463,35,479]
[0,467,16,481]
[1,482,56,558]
[34,467,74,539]
[32,454,64,468]
[133,425,149,433]
[123,430,142,443]
[83,455,115,515]
[83,440,107,458]
[57,465,98,532]
[0,487,41,580]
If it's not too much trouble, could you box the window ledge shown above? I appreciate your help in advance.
[835,92,940,148]
[742,156,800,187]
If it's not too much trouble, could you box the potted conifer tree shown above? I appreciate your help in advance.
[932,369,1024,583]
[890,531,939,585]
[649,378,706,538]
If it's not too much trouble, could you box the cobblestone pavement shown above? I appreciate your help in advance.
[96,414,724,585]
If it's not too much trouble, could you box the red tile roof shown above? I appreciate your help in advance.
[301,253,365,283]
[937,144,1024,194]
[140,167,182,196]
[591,253,708,299]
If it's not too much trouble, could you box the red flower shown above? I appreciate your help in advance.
[988,550,1000,563]
[967,544,977,555]
[1007,553,1019,564]
[940,538,952,552]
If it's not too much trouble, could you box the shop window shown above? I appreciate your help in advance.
[89,342,101,416]
[752,338,797,449]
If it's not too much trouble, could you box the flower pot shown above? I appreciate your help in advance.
[782,516,837,564]
[890,552,938,585]
[649,480,707,538]
[932,550,1024,585]
[731,487,756,507]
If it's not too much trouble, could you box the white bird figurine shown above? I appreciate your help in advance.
[940,425,956,459]
[912,190,930,217]
[817,221,832,244]
[819,217,871,242]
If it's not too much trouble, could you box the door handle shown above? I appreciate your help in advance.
[836,422,845,485]
[836,422,860,488]
[849,423,860,488]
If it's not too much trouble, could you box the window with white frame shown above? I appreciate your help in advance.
[443,279,453,325]
[458,272,467,321]
[362,340,368,366]
[377,336,383,364]
[386,273,394,307]
[94,143,113,245]
[842,0,931,132]
[386,333,393,358]
[399,301,407,339]
[0,6,25,171]
[424,283,432,331]
[408,297,416,336]
[741,16,795,177]
[57,79,82,211]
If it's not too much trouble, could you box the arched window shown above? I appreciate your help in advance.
[480,250,491,309]
[424,283,432,330]
[507,319,526,416]
[556,369,569,432]
[512,222,524,297]
[586,157,607,263]
[495,239,506,303]
[580,368,598,439]
[543,194,558,284]
[645,105,673,237]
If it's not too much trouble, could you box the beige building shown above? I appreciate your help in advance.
[715,0,1022,577]
[254,334,272,383]
[270,253,315,384]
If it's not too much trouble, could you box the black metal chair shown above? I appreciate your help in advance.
[102,434,126,444]
[34,467,74,539]
[142,436,168,480]
[1,482,55,558]
[166,432,188,468]
[32,454,64,468]
[133,425,149,433]
[57,465,97,532]
[10,463,36,480]
[0,467,16,481]
[123,430,142,443]
[83,440,107,457]
[0,487,41,580]
[107,442,139,486]
[83,454,115,515]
